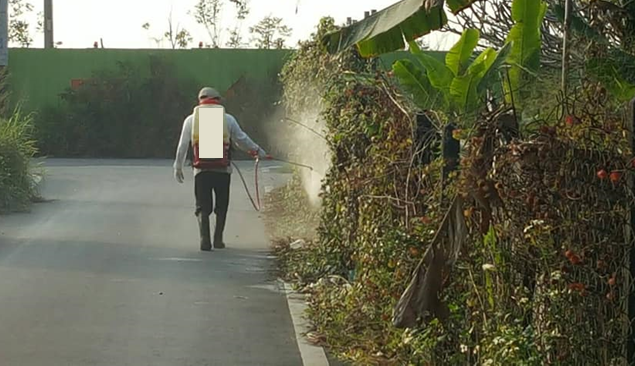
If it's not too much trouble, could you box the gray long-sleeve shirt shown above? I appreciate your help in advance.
[173,113,266,175]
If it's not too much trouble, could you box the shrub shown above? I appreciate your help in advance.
[0,108,38,212]
[34,57,198,158]
[33,55,282,159]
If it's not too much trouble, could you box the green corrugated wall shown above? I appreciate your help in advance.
[8,48,447,113]
[8,48,293,112]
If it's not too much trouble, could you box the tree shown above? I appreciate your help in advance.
[446,0,635,68]
[173,29,193,49]
[8,0,35,47]
[226,29,242,48]
[142,22,163,48]
[143,13,193,50]
[164,13,193,49]
[249,16,292,49]
[192,0,223,48]
[444,0,566,68]
[36,11,43,33]
[226,0,250,48]
[445,0,635,100]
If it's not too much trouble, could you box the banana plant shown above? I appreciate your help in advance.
[393,29,511,117]
[321,0,480,57]
[503,0,547,107]
[324,0,547,116]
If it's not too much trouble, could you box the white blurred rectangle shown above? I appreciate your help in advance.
[199,106,224,159]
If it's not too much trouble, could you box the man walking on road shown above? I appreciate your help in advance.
[174,87,270,251]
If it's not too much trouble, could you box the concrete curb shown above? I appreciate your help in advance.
[279,279,330,366]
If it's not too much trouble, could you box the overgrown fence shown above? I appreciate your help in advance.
[273,17,635,365]
[627,97,635,364]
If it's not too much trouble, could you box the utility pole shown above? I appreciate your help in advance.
[44,0,54,48]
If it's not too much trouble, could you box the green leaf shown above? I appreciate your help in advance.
[587,58,635,102]
[477,42,512,94]
[467,48,493,79]
[450,61,485,114]
[393,59,444,109]
[449,46,504,114]
[446,28,480,76]
[504,0,547,106]
[409,41,454,97]
[321,0,450,57]
[485,271,495,309]
[446,0,479,14]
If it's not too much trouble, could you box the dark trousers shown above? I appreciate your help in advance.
[195,171,231,218]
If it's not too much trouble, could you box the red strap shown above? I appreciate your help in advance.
[199,98,220,106]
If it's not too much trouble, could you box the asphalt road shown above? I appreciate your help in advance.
[0,159,302,366]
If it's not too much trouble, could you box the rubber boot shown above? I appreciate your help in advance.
[197,213,213,251]
[213,213,227,249]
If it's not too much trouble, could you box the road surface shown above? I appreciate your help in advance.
[0,159,303,366]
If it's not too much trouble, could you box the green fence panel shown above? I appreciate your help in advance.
[8,48,293,112]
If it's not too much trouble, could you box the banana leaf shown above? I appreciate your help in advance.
[321,0,479,58]
[393,59,445,109]
[409,41,454,99]
[504,0,547,106]
[446,29,480,76]
[477,42,511,95]
[450,52,490,114]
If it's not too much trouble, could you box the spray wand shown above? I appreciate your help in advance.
[232,156,314,212]
[282,117,327,141]
[271,158,314,171]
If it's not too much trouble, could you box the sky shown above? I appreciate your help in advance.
[15,0,460,50]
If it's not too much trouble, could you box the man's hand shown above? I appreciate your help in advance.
[249,149,272,160]
[248,150,260,159]
[174,168,185,184]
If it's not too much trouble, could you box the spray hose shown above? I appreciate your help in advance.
[232,159,262,212]
[231,157,314,212]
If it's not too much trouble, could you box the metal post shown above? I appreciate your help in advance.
[415,112,434,166]
[44,0,54,48]
[628,97,635,365]
[0,0,7,66]
[561,0,572,95]
[442,122,460,180]
[439,122,460,205]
